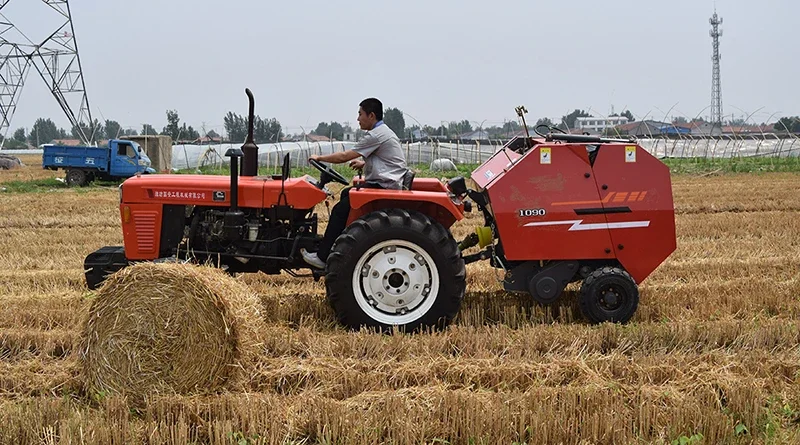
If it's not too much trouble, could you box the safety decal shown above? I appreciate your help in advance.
[540,147,551,164]
[625,146,636,163]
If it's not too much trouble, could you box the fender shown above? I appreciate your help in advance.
[347,182,465,228]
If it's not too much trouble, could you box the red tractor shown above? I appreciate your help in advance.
[85,90,676,330]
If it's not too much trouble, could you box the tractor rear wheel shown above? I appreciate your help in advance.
[325,209,465,332]
[578,266,639,324]
[66,169,87,187]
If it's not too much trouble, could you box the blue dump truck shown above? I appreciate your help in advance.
[42,139,156,186]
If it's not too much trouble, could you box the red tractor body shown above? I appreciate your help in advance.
[84,89,676,330]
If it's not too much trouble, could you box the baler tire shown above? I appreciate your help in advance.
[66,169,87,187]
[325,209,465,332]
[578,266,639,324]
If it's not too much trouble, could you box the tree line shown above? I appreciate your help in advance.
[5,107,798,148]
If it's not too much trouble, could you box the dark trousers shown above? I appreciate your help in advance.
[317,182,383,261]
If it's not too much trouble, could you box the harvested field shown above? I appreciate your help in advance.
[1,160,799,443]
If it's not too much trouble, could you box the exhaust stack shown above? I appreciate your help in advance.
[241,88,259,177]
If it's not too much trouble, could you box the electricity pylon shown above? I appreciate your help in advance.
[0,0,94,148]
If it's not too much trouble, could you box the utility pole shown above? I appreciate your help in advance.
[709,8,723,126]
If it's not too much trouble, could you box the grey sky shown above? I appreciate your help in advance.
[5,0,799,136]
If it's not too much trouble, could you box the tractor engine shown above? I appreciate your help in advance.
[181,205,317,274]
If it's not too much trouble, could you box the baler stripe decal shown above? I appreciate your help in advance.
[524,219,650,231]
[574,206,632,215]
[552,191,648,206]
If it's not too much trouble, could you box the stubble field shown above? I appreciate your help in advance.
[0,155,799,444]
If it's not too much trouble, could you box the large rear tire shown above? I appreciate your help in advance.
[325,209,466,332]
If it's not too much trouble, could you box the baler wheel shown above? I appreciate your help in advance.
[325,209,465,332]
[578,266,639,324]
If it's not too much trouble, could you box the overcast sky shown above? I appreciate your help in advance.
[4,0,798,135]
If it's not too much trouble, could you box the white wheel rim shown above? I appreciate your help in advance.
[352,239,439,325]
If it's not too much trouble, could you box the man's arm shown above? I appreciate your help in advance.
[309,150,361,164]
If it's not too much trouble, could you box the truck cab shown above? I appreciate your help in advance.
[110,140,153,178]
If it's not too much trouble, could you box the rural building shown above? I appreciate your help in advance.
[575,116,630,133]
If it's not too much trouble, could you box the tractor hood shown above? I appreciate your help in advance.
[120,173,326,210]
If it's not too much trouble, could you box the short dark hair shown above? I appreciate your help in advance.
[359,98,383,121]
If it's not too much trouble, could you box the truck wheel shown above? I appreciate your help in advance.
[578,266,639,324]
[66,169,87,187]
[325,209,466,332]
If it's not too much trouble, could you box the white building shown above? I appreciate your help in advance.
[575,116,630,133]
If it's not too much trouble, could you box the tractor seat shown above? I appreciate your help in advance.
[402,169,416,190]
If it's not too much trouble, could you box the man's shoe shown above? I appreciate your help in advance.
[301,248,326,269]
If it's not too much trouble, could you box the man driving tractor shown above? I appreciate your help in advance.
[301,97,407,269]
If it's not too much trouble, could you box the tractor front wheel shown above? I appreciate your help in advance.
[325,209,465,332]
[578,266,639,324]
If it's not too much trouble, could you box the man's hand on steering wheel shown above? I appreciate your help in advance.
[308,157,350,186]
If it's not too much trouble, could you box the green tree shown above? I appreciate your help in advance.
[105,120,122,139]
[224,112,282,143]
[313,122,344,141]
[672,116,688,125]
[162,110,181,140]
[206,129,220,138]
[559,109,592,131]
[774,117,800,133]
[254,117,283,143]
[422,125,437,137]
[621,110,635,122]
[141,123,158,136]
[71,119,104,142]
[535,117,554,128]
[13,127,25,142]
[180,123,200,141]
[224,112,247,142]
[447,120,472,137]
[383,107,405,138]
[1,137,26,148]
[28,118,62,145]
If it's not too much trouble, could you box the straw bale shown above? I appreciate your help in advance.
[79,262,263,402]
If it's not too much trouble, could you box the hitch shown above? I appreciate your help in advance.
[311,268,326,282]
[462,247,493,265]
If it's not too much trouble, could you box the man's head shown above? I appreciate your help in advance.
[358,98,383,130]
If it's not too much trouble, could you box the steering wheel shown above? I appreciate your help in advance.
[309,158,349,186]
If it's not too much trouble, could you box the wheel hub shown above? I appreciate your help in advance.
[353,240,439,325]
[600,288,621,310]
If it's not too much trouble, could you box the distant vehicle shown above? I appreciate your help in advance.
[42,139,156,186]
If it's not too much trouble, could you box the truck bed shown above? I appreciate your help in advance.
[42,145,110,172]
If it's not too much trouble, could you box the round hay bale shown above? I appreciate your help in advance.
[79,262,263,402]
